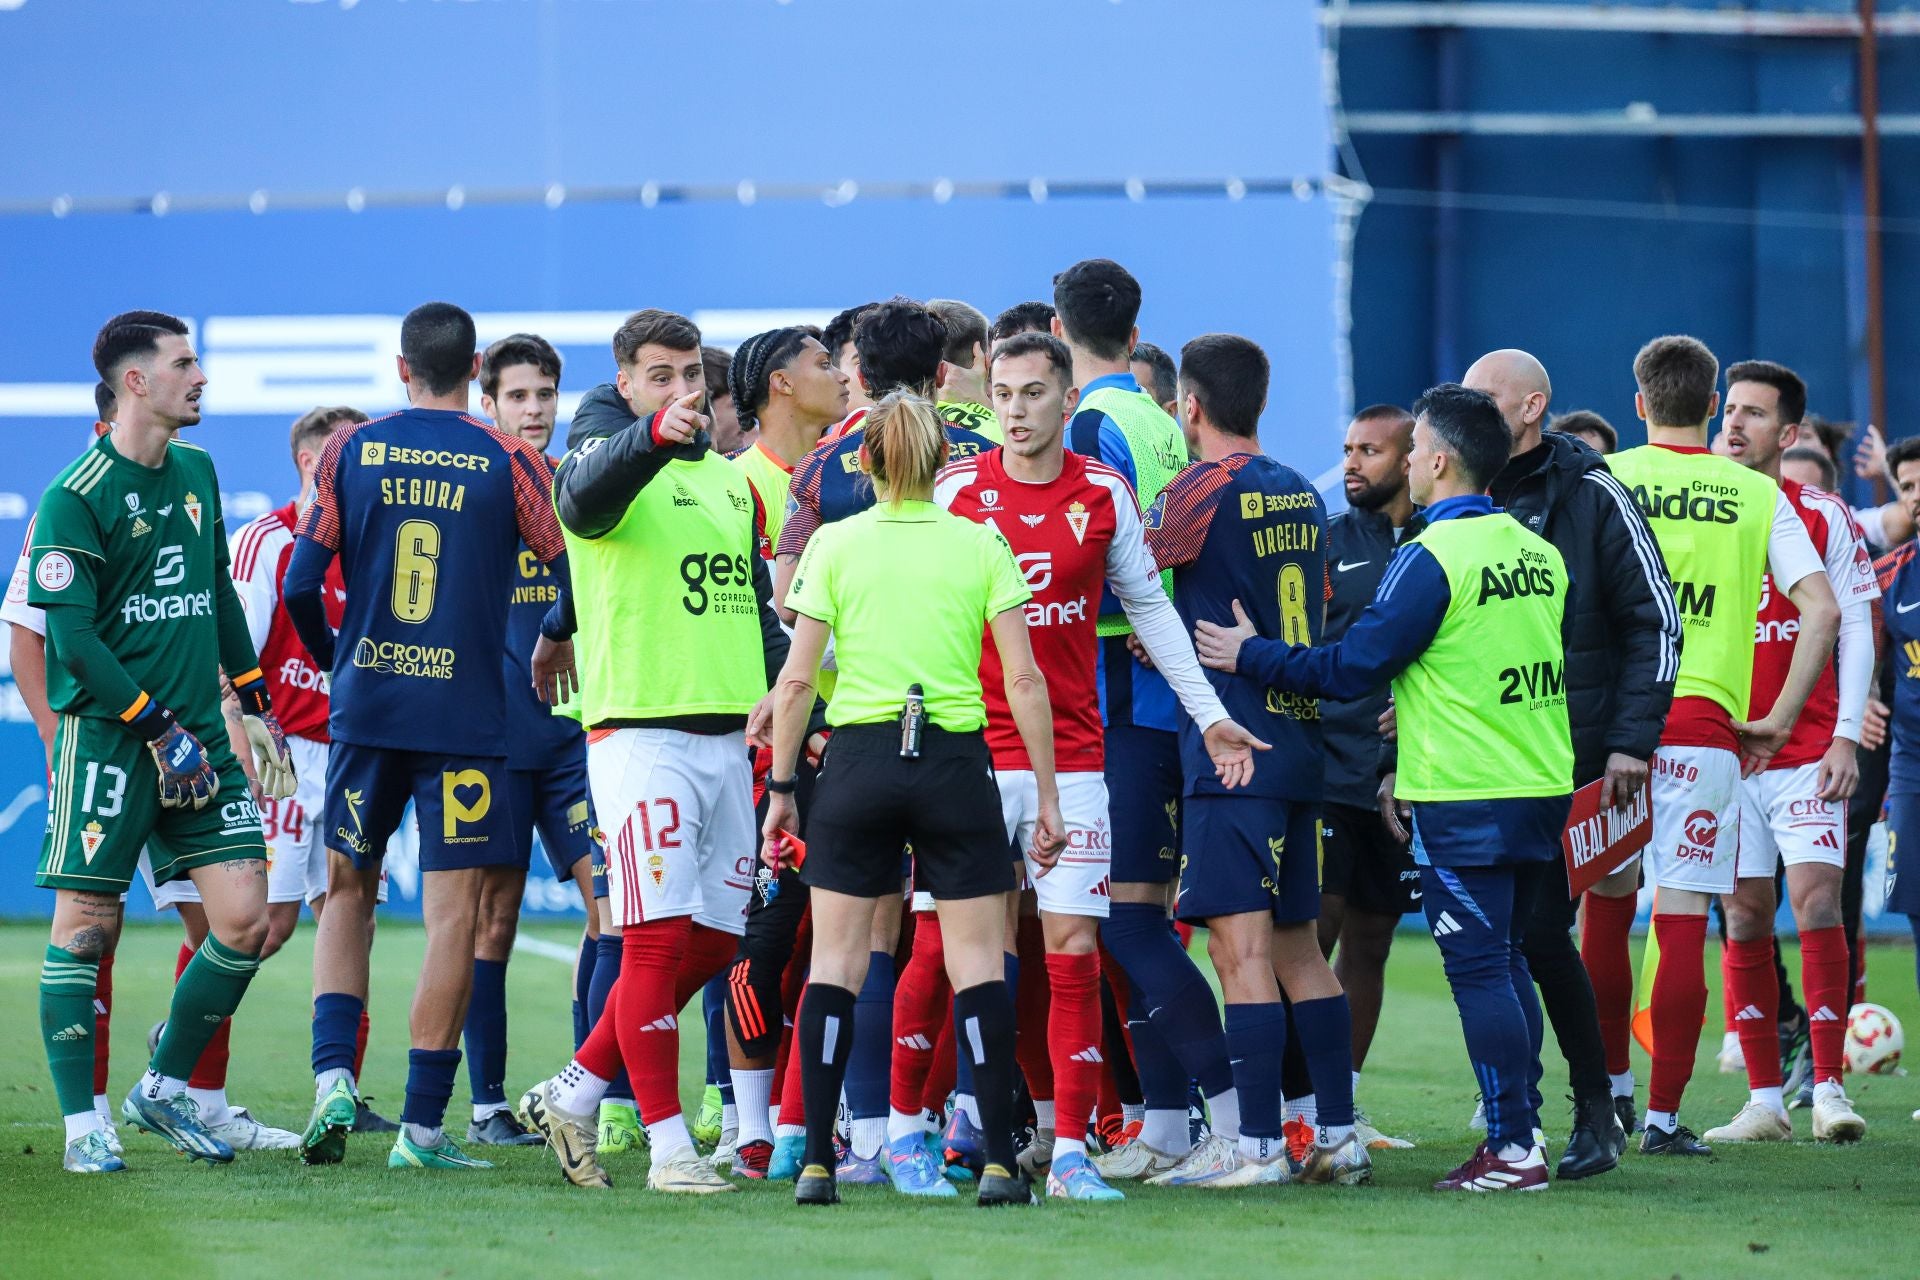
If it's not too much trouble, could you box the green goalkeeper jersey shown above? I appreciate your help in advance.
[27,433,259,746]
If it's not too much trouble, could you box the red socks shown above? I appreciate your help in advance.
[673,923,740,1009]
[1800,925,1850,1084]
[1015,922,1054,1103]
[779,982,808,1127]
[616,917,693,1123]
[890,914,951,1115]
[1647,913,1707,1114]
[354,1007,371,1080]
[1046,951,1102,1147]
[92,950,113,1095]
[1582,891,1638,1075]
[921,1018,956,1116]
[1724,936,1782,1089]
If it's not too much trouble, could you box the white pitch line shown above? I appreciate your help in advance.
[512,936,580,965]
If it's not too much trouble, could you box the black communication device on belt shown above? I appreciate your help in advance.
[899,683,926,759]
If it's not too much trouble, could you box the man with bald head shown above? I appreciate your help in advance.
[1446,348,1681,1179]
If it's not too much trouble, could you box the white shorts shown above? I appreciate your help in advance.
[1003,770,1112,919]
[1644,744,1742,895]
[1736,762,1847,875]
[590,727,754,936]
[144,739,387,909]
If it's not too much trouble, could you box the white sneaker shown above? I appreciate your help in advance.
[647,1146,738,1194]
[708,1140,737,1171]
[1468,1095,1487,1131]
[98,1114,124,1157]
[1354,1110,1414,1150]
[1702,1101,1792,1144]
[208,1107,302,1151]
[1016,1128,1055,1178]
[1095,1135,1183,1181]
[1147,1133,1286,1188]
[1811,1089,1867,1144]
[1716,1031,1747,1074]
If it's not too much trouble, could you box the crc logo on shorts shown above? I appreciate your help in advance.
[36,551,75,592]
[220,797,263,833]
[153,544,186,587]
[442,769,492,844]
[353,638,456,679]
[1067,818,1111,852]
[1677,810,1719,862]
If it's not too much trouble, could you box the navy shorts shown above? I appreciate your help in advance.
[324,743,515,873]
[1175,795,1320,925]
[1408,794,1572,870]
[590,832,610,900]
[1886,793,1920,915]
[1105,724,1183,885]
[508,759,593,881]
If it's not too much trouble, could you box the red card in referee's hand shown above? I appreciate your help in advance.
[767,829,807,871]
[1562,778,1651,899]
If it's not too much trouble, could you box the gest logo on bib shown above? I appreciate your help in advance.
[442,769,492,843]
[680,550,754,616]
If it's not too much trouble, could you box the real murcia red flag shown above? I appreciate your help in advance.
[184,492,203,535]
[1065,501,1090,545]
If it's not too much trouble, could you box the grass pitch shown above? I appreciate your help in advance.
[2,922,1915,1279]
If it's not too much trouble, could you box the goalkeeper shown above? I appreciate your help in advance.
[29,311,296,1175]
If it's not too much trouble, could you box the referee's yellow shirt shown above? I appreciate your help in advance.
[787,499,1030,731]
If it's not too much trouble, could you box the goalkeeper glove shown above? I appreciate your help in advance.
[133,705,219,810]
[231,671,297,801]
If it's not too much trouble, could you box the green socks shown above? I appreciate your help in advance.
[152,936,261,1080]
[40,945,99,1117]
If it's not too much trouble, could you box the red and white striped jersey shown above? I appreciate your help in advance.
[1750,479,1878,768]
[935,450,1144,772]
[230,501,344,743]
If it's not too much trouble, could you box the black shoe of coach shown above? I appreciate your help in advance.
[1555,1096,1621,1180]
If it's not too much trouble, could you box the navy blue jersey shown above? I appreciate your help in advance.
[1145,452,1327,801]
[503,453,585,770]
[773,412,994,559]
[1880,543,1920,796]
[299,408,566,756]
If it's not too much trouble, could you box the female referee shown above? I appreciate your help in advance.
[760,391,1065,1208]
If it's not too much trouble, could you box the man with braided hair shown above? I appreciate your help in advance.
[711,326,851,1175]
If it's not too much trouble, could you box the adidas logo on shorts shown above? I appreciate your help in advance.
[1432,912,1463,938]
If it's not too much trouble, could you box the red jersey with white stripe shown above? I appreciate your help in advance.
[935,450,1144,772]
[230,501,345,743]
[1749,479,1878,768]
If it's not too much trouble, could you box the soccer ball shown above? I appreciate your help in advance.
[1844,1003,1904,1075]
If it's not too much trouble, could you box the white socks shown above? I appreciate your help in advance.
[1645,1108,1677,1133]
[887,1107,926,1144]
[954,1092,981,1126]
[850,1116,886,1160]
[140,1068,185,1102]
[1142,1109,1188,1154]
[551,1060,610,1115]
[1609,1071,1635,1099]
[1750,1085,1785,1115]
[315,1067,355,1103]
[733,1069,775,1146]
[64,1111,105,1143]
[1285,1093,1318,1125]
[648,1112,693,1158]
[188,1086,233,1125]
[1122,1102,1145,1126]
[1033,1100,1056,1131]
[1206,1088,1242,1142]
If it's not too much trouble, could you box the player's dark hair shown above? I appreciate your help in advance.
[1549,408,1616,454]
[1178,333,1269,439]
[1887,433,1920,479]
[927,299,989,368]
[990,332,1072,386]
[703,346,733,404]
[727,326,819,430]
[1354,402,1415,431]
[612,309,702,367]
[1633,334,1719,428]
[290,406,369,465]
[1804,413,1852,460]
[1725,359,1808,427]
[822,303,879,365]
[92,310,190,381]
[92,380,117,424]
[863,392,946,508]
[1052,259,1141,361]
[1131,341,1178,406]
[990,300,1056,343]
[854,298,947,397]
[1413,383,1510,490]
[1782,445,1838,490]
[479,332,562,400]
[399,301,478,396]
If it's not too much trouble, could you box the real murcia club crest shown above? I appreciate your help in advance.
[80,822,106,865]
[1065,501,1091,545]
[183,492,203,534]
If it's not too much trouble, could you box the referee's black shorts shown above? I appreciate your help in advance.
[1320,800,1422,917]
[803,723,1014,902]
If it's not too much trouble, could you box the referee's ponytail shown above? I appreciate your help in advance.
[862,391,947,509]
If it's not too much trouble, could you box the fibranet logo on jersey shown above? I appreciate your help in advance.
[352,637,456,679]
[122,590,212,624]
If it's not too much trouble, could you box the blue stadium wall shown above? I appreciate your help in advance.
[0,0,1342,919]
